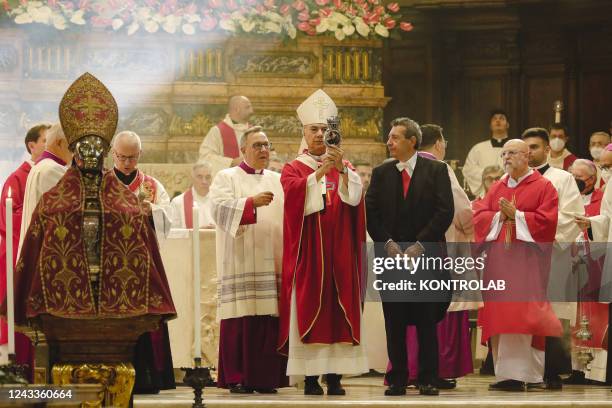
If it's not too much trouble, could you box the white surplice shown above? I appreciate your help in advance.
[209,166,284,321]
[18,157,67,256]
[462,139,505,197]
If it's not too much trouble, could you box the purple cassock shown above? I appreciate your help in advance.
[217,315,288,389]
[386,311,473,382]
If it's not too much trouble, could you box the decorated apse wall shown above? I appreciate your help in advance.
[0,27,390,169]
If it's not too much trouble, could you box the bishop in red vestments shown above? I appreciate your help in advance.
[0,124,48,380]
[278,89,368,396]
[474,139,562,391]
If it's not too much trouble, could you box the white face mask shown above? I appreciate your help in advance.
[602,168,611,183]
[591,146,604,161]
[549,138,565,153]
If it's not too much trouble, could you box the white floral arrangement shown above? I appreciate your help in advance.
[2,0,413,39]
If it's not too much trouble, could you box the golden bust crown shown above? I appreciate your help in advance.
[59,72,118,146]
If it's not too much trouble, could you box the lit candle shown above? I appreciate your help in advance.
[5,187,14,357]
[192,203,201,360]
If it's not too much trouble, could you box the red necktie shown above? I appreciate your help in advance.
[402,169,411,198]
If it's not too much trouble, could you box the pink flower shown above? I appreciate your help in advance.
[368,0,379,4]
[279,4,290,15]
[208,0,222,9]
[384,18,395,29]
[333,0,345,10]
[297,21,310,31]
[387,2,399,12]
[315,0,329,5]
[298,10,309,21]
[364,12,379,24]
[306,27,316,36]
[79,0,89,9]
[47,0,57,7]
[2,1,10,12]
[309,17,320,26]
[63,1,74,10]
[200,15,217,31]
[374,5,384,15]
[90,16,113,27]
[264,0,276,8]
[319,7,331,17]
[399,21,413,31]
[255,4,265,13]
[227,0,238,10]
[292,0,305,11]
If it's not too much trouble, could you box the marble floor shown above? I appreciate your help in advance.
[134,374,612,407]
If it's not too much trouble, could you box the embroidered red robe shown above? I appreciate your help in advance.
[474,171,562,345]
[11,167,176,325]
[278,159,365,354]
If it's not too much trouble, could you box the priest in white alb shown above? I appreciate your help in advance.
[169,163,215,229]
[278,89,368,396]
[209,126,287,394]
[198,96,253,176]
[462,110,509,197]
[521,128,584,390]
[19,122,73,255]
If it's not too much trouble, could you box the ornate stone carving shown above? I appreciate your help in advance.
[120,108,170,136]
[250,113,302,137]
[82,49,169,78]
[323,47,382,84]
[231,52,316,77]
[168,105,225,137]
[338,107,382,139]
[0,46,18,72]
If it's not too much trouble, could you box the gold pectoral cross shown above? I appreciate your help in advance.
[503,194,516,249]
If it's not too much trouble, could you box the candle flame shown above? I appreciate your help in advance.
[7,187,11,198]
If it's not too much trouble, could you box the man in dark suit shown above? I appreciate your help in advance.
[366,117,454,396]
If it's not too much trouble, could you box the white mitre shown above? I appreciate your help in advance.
[296,89,338,155]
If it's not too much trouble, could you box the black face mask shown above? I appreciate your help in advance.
[575,178,586,193]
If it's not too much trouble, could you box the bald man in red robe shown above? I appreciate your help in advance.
[474,139,562,391]
[0,124,48,380]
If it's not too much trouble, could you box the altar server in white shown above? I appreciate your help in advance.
[209,126,287,394]
[522,128,584,390]
[462,110,509,197]
[169,163,215,229]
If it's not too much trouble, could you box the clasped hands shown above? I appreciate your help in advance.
[386,241,423,260]
[498,197,516,221]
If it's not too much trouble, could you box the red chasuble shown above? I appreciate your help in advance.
[12,167,176,326]
[474,171,562,344]
[278,159,365,354]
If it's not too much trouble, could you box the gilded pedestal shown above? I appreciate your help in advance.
[52,363,134,408]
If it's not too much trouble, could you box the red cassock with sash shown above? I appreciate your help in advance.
[278,159,365,353]
[12,167,176,325]
[0,161,35,377]
[473,171,562,347]
[572,189,608,351]
[217,121,240,159]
